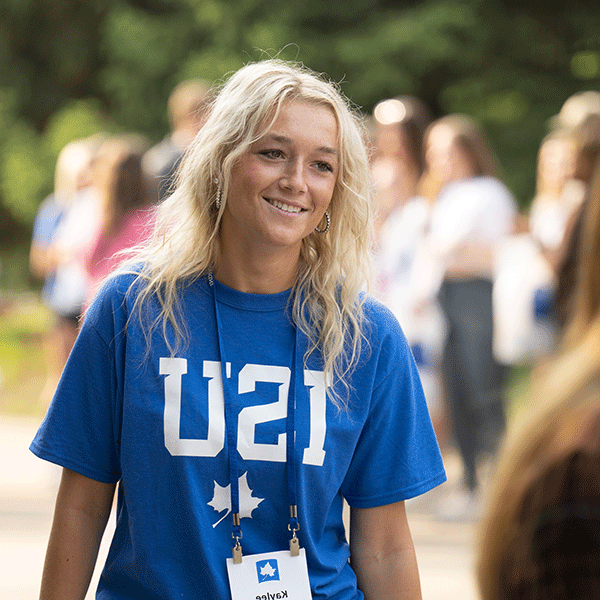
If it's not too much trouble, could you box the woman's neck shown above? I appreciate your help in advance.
[213,246,300,294]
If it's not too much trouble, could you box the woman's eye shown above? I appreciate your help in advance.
[315,161,334,173]
[260,149,283,159]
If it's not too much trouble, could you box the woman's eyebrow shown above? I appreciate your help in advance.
[263,133,338,156]
[317,146,339,156]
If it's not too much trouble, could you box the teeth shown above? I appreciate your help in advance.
[268,199,302,213]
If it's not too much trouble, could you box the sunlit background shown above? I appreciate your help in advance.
[2,0,600,290]
[1,1,599,597]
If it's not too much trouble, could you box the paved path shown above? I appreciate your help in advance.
[0,415,479,599]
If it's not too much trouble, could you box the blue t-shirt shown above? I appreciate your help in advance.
[31,273,446,599]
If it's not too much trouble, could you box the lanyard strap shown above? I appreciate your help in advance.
[286,338,299,532]
[209,274,301,559]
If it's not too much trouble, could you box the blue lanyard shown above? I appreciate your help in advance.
[209,274,301,560]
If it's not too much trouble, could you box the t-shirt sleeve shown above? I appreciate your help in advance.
[32,197,62,246]
[341,304,446,508]
[29,281,126,484]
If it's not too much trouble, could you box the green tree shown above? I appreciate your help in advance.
[2,0,600,289]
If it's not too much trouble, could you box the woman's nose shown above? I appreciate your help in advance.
[279,161,307,193]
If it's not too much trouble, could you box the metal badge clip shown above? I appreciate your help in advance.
[232,513,243,564]
[288,505,300,556]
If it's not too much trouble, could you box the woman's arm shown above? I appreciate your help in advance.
[350,501,422,600]
[40,468,116,600]
[29,241,62,280]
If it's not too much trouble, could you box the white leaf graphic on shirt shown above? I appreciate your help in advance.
[208,472,264,528]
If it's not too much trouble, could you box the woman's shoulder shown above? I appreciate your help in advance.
[105,266,145,294]
[85,268,146,318]
[441,176,510,197]
[439,177,517,219]
[383,195,430,233]
[361,293,406,341]
[87,268,210,317]
[355,295,416,384]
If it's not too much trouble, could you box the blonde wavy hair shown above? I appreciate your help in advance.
[125,59,373,408]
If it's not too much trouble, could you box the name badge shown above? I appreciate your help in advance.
[227,549,312,600]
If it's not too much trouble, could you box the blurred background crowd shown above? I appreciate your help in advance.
[371,89,600,520]
[2,1,600,598]
[26,80,212,408]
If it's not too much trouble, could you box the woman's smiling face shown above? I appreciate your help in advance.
[219,100,339,259]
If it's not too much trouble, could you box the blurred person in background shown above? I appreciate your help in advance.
[143,78,213,201]
[477,159,600,600]
[82,135,156,306]
[552,112,600,332]
[492,105,600,374]
[47,136,106,322]
[549,90,600,131]
[29,137,99,408]
[371,96,449,448]
[491,128,579,370]
[531,99,600,276]
[370,95,432,239]
[413,114,518,519]
[528,128,579,255]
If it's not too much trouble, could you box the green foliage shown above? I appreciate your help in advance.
[2,0,600,289]
[0,122,53,222]
[0,295,52,415]
[44,100,112,158]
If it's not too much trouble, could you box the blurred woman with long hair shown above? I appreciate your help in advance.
[416,114,518,518]
[477,159,600,600]
[83,136,155,306]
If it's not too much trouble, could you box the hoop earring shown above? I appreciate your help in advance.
[314,210,330,234]
[216,184,223,210]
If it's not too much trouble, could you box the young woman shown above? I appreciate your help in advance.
[415,115,518,518]
[477,162,600,598]
[83,135,155,306]
[29,137,100,408]
[370,95,433,238]
[32,60,445,600]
